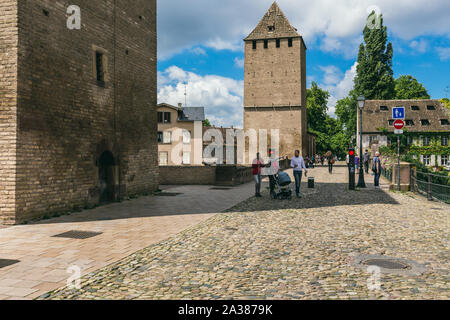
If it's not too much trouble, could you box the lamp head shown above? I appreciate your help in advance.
[357,96,365,110]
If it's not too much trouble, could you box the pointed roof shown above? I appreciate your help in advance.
[244,2,301,41]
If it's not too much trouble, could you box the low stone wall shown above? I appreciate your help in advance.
[216,166,253,186]
[159,166,216,185]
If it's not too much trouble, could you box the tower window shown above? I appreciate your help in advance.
[264,40,268,49]
[421,119,430,126]
[441,119,450,125]
[276,39,280,48]
[411,105,420,111]
[95,51,105,83]
[252,41,257,50]
[427,105,436,110]
[268,26,275,32]
[380,106,388,111]
[288,38,293,47]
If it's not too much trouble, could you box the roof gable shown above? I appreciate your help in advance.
[244,2,301,41]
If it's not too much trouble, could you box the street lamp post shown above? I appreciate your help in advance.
[357,96,366,188]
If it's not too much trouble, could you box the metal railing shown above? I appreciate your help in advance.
[410,168,450,203]
[382,167,393,182]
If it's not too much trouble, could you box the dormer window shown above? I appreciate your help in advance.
[441,119,450,125]
[411,105,420,111]
[380,106,389,111]
[421,119,430,126]
[427,105,436,110]
[268,25,275,32]
[405,120,415,126]
[388,120,394,126]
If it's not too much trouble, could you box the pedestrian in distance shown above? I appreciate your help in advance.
[291,150,308,198]
[363,150,370,174]
[326,151,334,174]
[252,152,264,197]
[372,151,382,189]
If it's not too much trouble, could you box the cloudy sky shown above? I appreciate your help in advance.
[157,0,450,127]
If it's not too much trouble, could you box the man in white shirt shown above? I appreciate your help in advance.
[290,150,308,198]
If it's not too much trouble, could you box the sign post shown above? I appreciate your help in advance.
[348,148,356,190]
[393,118,405,191]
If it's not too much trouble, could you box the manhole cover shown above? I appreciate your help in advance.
[363,259,410,270]
[0,259,20,269]
[211,187,232,190]
[53,230,103,239]
[155,192,183,197]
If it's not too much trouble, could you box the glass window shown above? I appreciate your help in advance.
[159,152,168,166]
[95,51,104,83]
[157,112,163,123]
[157,132,163,143]
[423,155,431,166]
[380,106,389,111]
[441,155,449,166]
[288,38,293,47]
[411,105,420,111]
[407,136,413,146]
[427,105,436,110]
[441,119,450,126]
[252,41,256,50]
[423,136,431,146]
[442,136,449,146]
[163,131,171,144]
[421,119,430,126]
[182,152,191,165]
[264,40,268,49]
[163,112,171,123]
[183,130,191,144]
[276,39,280,48]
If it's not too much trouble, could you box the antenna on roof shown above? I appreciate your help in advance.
[184,82,187,107]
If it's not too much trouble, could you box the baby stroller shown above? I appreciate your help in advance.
[270,171,293,200]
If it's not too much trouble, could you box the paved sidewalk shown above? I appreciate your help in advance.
[0,183,256,300]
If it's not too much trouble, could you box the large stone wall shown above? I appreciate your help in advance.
[159,166,216,185]
[0,0,158,224]
[0,0,18,224]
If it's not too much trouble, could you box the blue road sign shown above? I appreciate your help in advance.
[393,107,405,119]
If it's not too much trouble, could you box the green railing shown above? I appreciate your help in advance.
[411,169,450,204]
[382,167,393,182]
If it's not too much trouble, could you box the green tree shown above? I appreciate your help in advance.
[354,11,395,100]
[395,75,430,99]
[202,119,212,127]
[306,82,329,132]
[441,98,450,109]
[335,92,357,142]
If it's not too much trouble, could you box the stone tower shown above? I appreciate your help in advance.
[244,1,308,159]
[0,0,158,224]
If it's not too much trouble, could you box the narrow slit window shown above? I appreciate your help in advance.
[276,39,280,48]
[288,38,293,47]
[252,41,257,50]
[95,52,104,83]
[264,40,268,49]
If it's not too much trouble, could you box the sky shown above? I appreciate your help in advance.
[157,0,450,128]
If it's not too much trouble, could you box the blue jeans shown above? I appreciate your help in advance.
[374,173,381,187]
[294,171,303,195]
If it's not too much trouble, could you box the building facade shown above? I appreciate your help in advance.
[243,2,310,160]
[0,0,158,224]
[357,99,450,167]
[157,103,204,166]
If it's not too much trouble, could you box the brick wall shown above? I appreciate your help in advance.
[0,0,18,224]
[159,166,216,185]
[0,0,158,224]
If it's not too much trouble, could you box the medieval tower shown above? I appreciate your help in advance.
[0,0,158,224]
[244,2,309,159]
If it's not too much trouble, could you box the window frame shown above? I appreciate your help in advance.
[441,155,449,166]
[423,155,431,166]
[252,41,257,50]
[159,152,168,166]
[157,131,163,143]
[264,40,268,49]
[182,151,191,165]
[276,39,280,48]
[163,112,171,124]
[288,38,293,47]
[442,136,449,146]
[163,131,172,144]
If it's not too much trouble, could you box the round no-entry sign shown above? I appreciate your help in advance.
[394,120,405,130]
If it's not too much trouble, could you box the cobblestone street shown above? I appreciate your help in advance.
[44,165,449,300]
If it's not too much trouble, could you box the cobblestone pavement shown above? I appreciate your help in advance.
[0,183,255,300]
[44,165,449,300]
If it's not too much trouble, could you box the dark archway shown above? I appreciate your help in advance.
[98,151,116,203]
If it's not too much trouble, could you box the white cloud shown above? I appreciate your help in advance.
[409,39,428,54]
[158,0,450,59]
[436,47,450,61]
[318,62,358,116]
[158,66,244,128]
[234,57,244,68]
[190,47,207,56]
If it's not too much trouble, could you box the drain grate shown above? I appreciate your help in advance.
[0,259,20,269]
[155,192,183,197]
[363,259,410,270]
[53,230,103,239]
[211,187,232,190]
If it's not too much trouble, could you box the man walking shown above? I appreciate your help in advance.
[291,150,307,198]
[372,151,382,189]
[252,153,264,197]
[363,150,370,174]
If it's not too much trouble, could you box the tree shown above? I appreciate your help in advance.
[202,119,212,127]
[395,75,430,99]
[335,92,357,143]
[440,98,450,109]
[306,82,329,132]
[354,11,395,100]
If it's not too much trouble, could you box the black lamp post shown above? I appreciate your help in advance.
[357,96,366,188]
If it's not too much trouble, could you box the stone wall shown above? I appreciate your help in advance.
[159,166,216,185]
[0,0,18,224]
[0,0,158,224]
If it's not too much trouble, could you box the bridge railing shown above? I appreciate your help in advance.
[410,169,450,204]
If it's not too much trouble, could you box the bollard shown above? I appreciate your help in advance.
[308,177,315,189]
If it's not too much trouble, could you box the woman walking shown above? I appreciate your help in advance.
[326,151,334,174]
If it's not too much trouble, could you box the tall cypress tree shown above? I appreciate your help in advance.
[354,12,395,99]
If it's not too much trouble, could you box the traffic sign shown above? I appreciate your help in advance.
[394,129,403,135]
[393,107,405,119]
[394,119,405,130]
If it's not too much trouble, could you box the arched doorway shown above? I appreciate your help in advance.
[98,151,116,203]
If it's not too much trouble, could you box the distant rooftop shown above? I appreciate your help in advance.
[157,103,205,122]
